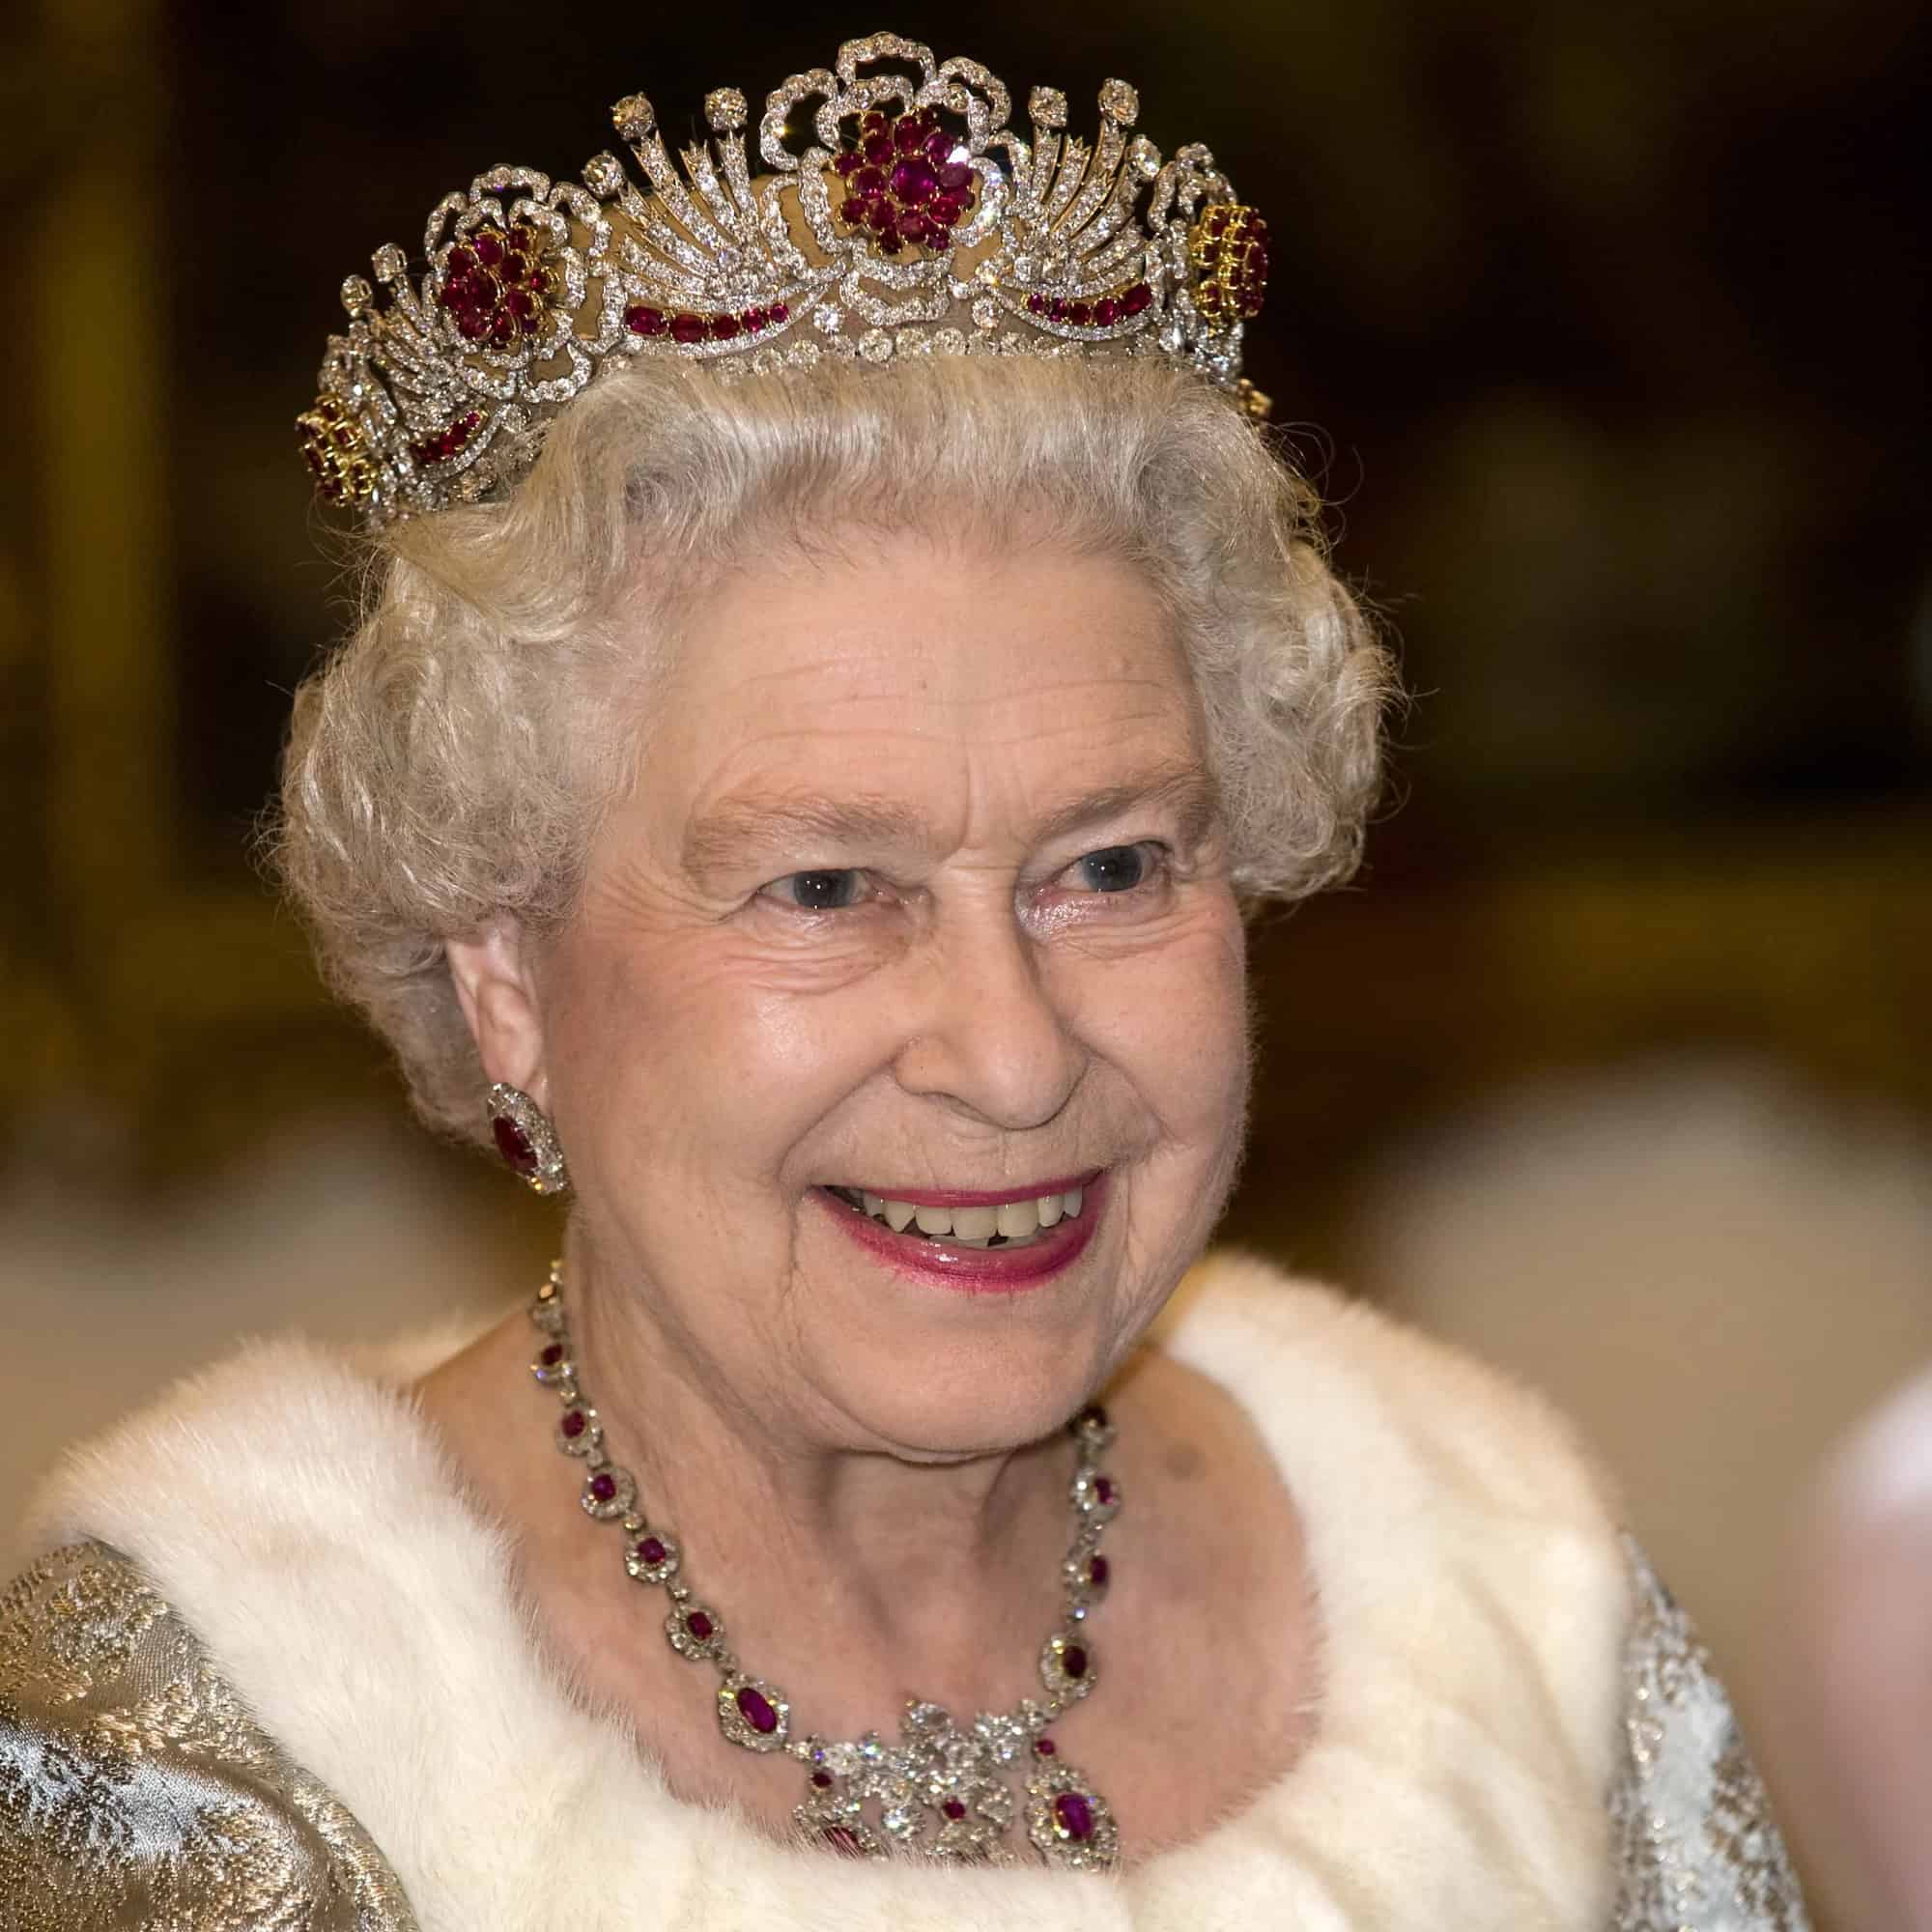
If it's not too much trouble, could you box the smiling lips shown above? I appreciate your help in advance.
[819,1174,1103,1288]
[827,1182,1087,1249]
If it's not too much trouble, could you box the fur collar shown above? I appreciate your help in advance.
[24,1254,1630,1931]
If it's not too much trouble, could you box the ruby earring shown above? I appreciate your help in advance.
[486,1083,570,1195]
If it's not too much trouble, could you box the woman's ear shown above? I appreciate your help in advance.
[446,923,551,1109]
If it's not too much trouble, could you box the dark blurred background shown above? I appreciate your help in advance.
[4,2,1928,1918]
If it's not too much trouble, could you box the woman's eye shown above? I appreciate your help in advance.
[1067,844,1160,894]
[765,868,867,911]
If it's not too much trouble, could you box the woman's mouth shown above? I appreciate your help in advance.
[820,1182,1086,1250]
[813,1174,1105,1291]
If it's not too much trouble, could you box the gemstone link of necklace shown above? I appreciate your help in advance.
[527,1261,1122,1866]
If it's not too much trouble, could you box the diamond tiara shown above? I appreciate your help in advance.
[298,32,1273,526]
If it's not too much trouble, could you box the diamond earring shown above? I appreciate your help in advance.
[486,1083,570,1195]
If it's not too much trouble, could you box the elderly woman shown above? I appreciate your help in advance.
[2,36,1804,1932]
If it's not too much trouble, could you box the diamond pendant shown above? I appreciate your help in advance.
[788,1700,1118,1868]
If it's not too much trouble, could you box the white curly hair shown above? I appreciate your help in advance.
[275,352,1394,1141]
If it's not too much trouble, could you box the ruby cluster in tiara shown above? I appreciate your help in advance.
[300,33,1274,527]
[831,105,977,254]
[437,219,561,348]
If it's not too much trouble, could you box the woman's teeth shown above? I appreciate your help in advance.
[845,1186,1085,1247]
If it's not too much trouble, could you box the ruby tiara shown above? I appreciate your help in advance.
[299,33,1273,526]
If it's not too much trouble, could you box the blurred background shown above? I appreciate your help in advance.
[3,0,1927,1920]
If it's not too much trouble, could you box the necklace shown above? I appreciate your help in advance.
[526,1262,1122,1867]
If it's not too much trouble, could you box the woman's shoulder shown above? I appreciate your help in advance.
[1157,1254,1810,1932]
[0,1538,416,1929]
[1159,1250,1626,1534]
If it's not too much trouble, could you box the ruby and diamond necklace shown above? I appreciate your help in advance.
[528,1261,1122,1866]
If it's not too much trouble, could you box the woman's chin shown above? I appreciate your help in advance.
[796,1321,1113,1461]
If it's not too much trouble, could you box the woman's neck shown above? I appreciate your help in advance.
[569,1256,1082,1712]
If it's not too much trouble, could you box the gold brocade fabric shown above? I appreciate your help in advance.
[0,1544,414,1931]
[1609,1542,1810,1931]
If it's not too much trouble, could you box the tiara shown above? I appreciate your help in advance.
[298,33,1273,526]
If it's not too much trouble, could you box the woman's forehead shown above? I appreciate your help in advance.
[653,536,1185,700]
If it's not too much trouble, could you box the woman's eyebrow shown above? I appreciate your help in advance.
[681,768,1220,877]
[1029,769,1223,850]
[681,796,927,876]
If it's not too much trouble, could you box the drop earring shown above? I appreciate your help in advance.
[485,1082,570,1196]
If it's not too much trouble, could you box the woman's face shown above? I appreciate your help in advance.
[499,531,1249,1459]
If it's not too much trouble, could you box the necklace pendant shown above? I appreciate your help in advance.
[1023,1750,1119,1870]
[789,1702,1119,1869]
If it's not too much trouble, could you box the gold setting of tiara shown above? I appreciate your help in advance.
[299,34,1272,526]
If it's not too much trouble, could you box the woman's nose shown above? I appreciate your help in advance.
[891,911,1083,1132]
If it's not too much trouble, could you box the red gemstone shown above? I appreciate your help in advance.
[1027,292,1047,315]
[1089,1555,1110,1586]
[1034,1736,1055,1756]
[811,1770,834,1788]
[626,303,668,336]
[923,129,952,165]
[458,311,491,342]
[539,1343,564,1366]
[1094,1477,1115,1504]
[474,230,506,266]
[768,302,789,325]
[639,1536,668,1565]
[833,150,862,176]
[1207,211,1228,238]
[937,161,974,194]
[823,1826,865,1856]
[560,1409,587,1437]
[862,110,887,135]
[711,315,741,340]
[500,251,530,285]
[894,117,925,155]
[890,157,937,205]
[929,193,967,227]
[489,312,518,348]
[863,132,892,165]
[506,288,537,323]
[736,1686,781,1734]
[864,199,894,232]
[1062,1643,1088,1679]
[942,1799,966,1820]
[1122,283,1152,315]
[669,313,707,344]
[742,307,768,332]
[492,1115,536,1172]
[1048,298,1069,322]
[899,213,931,245]
[446,244,477,277]
[1094,298,1120,326]
[876,225,901,255]
[685,1609,714,1639]
[852,165,887,198]
[589,1472,617,1501]
[1067,301,1093,327]
[1053,1792,1095,1842]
